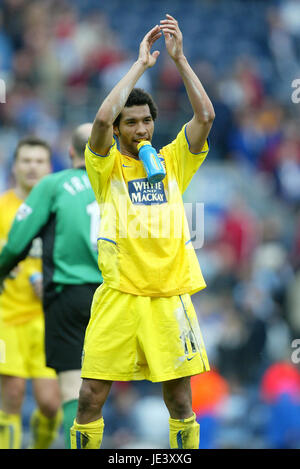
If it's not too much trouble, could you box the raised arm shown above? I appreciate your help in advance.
[160,14,215,153]
[89,25,162,156]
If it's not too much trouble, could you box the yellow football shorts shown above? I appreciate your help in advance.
[81,284,210,382]
[0,314,56,379]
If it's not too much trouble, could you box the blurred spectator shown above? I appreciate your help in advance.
[215,298,267,387]
[102,382,140,448]
[100,54,152,95]
[278,0,300,39]
[258,120,300,205]
[287,270,300,338]
[0,13,13,76]
[260,361,300,448]
[217,197,259,270]
[252,215,293,310]
[2,0,27,51]
[266,5,300,96]
[191,369,229,449]
[130,395,170,449]
[221,56,264,111]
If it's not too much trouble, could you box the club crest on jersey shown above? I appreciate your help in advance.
[128,178,167,205]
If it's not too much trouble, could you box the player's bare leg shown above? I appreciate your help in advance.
[70,378,112,449]
[29,378,62,449]
[162,376,199,449]
[33,378,61,419]
[163,376,193,419]
[1,375,26,414]
[0,375,25,448]
[76,378,112,423]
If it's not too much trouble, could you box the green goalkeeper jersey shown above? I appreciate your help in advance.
[0,166,102,307]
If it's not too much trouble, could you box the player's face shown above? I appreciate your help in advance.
[13,145,51,191]
[114,105,154,158]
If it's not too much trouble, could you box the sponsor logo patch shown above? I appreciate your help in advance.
[128,178,167,205]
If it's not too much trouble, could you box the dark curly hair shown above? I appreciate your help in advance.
[113,88,158,128]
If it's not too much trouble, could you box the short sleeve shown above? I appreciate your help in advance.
[160,124,209,193]
[85,138,117,201]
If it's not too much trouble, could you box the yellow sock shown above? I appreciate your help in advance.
[30,408,62,449]
[0,410,22,449]
[169,412,199,449]
[70,417,104,449]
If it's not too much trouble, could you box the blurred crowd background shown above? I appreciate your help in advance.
[1,0,300,449]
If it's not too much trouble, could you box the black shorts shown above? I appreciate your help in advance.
[44,283,99,373]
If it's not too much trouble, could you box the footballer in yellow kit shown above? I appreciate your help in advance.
[0,137,61,450]
[0,189,56,378]
[71,16,215,450]
[82,125,210,382]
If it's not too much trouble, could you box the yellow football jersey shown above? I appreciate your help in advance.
[0,190,43,324]
[85,124,209,297]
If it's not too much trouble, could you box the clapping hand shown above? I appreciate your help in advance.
[160,14,184,62]
[138,25,162,68]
